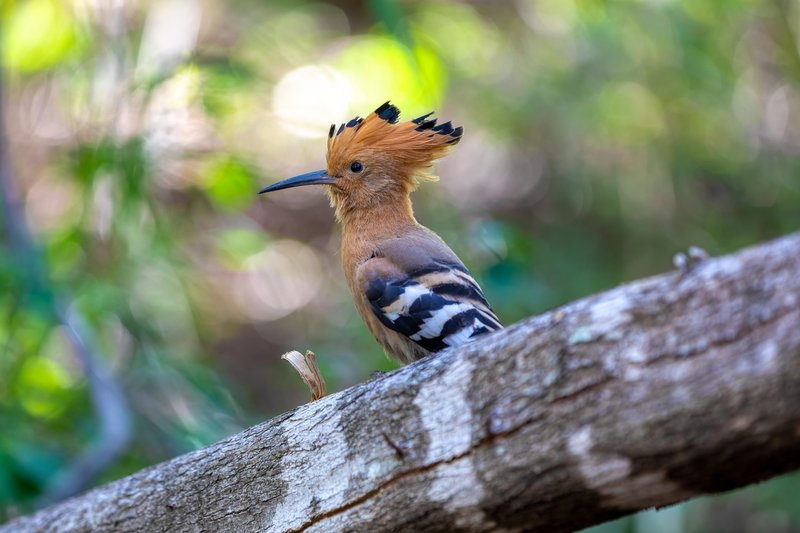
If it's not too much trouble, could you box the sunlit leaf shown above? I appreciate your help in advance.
[2,0,87,72]
[200,156,256,211]
[16,356,74,418]
[336,36,445,115]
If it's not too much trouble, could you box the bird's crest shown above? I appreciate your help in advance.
[326,101,463,184]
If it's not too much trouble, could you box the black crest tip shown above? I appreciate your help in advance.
[328,124,335,138]
[415,118,438,132]
[433,121,453,135]
[375,101,401,124]
[446,126,463,145]
[412,112,434,125]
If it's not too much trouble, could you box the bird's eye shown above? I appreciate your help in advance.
[350,161,364,173]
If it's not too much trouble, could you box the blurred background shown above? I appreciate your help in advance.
[1,0,799,530]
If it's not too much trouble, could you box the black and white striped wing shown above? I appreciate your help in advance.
[364,263,502,352]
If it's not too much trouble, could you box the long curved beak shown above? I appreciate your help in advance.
[258,170,334,194]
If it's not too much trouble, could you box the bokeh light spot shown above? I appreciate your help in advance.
[2,0,84,72]
[17,356,73,418]
[336,36,445,114]
[201,156,256,212]
[413,3,503,78]
[235,240,323,321]
[272,65,353,138]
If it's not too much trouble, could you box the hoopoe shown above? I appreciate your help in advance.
[259,102,502,364]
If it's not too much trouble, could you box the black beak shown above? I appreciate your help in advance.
[258,170,334,194]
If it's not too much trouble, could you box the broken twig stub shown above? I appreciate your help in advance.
[282,350,327,401]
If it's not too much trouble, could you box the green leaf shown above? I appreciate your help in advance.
[200,156,256,211]
[2,0,87,72]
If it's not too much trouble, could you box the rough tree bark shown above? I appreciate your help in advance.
[5,232,800,533]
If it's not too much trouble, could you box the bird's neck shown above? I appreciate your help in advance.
[340,194,418,270]
[341,194,416,239]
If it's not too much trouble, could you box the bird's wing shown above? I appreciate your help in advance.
[360,258,502,352]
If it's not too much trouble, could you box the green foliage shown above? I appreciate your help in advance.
[2,0,89,73]
[201,156,258,211]
[1,0,798,528]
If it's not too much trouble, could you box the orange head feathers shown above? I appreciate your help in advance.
[259,101,463,221]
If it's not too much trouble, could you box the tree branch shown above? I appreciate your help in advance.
[4,232,800,532]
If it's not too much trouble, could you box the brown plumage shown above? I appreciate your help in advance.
[260,102,502,364]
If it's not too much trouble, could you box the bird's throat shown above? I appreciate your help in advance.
[339,194,416,235]
[339,194,418,271]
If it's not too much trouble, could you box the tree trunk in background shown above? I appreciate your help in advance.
[4,232,800,533]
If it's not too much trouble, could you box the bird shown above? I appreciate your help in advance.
[259,101,502,364]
